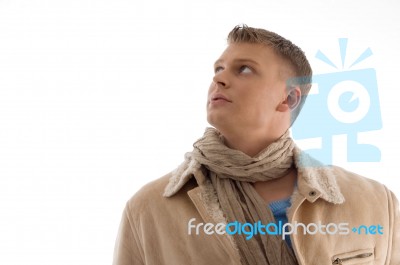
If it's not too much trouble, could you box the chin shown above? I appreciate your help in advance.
[206,115,230,133]
[206,114,216,128]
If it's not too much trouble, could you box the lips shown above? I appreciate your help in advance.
[211,93,232,103]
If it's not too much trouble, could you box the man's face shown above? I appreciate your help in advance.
[207,43,290,133]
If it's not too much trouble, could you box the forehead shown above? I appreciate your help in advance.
[215,43,280,65]
[215,43,294,80]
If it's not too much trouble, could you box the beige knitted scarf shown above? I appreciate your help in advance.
[188,127,298,265]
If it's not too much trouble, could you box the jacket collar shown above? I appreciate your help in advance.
[292,147,345,204]
[164,147,345,205]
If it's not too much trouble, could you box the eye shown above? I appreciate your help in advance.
[214,66,224,73]
[239,65,252,74]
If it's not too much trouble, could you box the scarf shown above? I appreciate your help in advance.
[187,127,299,265]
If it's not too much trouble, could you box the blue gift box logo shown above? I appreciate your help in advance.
[291,39,382,165]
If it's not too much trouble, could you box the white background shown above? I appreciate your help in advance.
[0,0,399,264]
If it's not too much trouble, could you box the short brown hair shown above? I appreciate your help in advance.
[227,24,312,125]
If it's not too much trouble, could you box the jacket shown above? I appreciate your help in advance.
[112,163,400,265]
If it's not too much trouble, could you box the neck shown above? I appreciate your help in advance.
[221,127,286,157]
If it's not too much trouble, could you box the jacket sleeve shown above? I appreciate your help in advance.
[113,203,145,265]
[388,189,400,264]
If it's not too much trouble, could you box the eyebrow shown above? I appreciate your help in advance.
[214,58,260,67]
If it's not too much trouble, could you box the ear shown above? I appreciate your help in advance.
[277,86,301,112]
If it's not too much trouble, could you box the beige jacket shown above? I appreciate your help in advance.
[113,164,400,265]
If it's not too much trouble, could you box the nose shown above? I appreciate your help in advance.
[212,70,229,88]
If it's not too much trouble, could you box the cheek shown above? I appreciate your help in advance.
[244,91,275,119]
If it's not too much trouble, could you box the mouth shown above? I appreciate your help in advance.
[211,93,232,103]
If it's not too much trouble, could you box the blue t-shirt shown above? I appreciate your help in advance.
[269,197,293,248]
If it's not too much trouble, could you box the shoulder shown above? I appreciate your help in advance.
[332,165,384,188]
[124,171,198,220]
[331,165,393,201]
[125,173,171,214]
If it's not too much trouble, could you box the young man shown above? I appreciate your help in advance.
[113,25,399,265]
